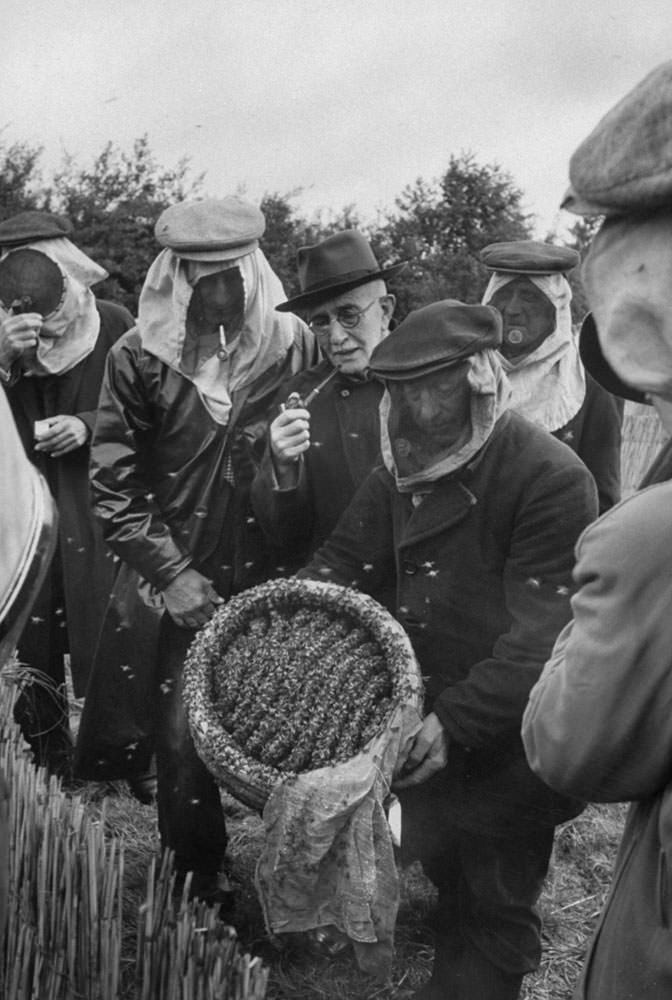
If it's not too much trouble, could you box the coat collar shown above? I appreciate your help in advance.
[400,412,513,545]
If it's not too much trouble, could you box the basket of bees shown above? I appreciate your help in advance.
[183,578,424,812]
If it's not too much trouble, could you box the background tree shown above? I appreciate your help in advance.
[373,152,533,318]
[258,191,309,297]
[51,135,204,313]
[259,194,365,303]
[0,138,48,219]
[562,215,602,323]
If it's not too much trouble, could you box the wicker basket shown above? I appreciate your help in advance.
[183,578,423,812]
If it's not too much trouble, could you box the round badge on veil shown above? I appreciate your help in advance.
[0,249,65,317]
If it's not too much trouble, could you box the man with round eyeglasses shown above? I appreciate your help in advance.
[251,230,405,577]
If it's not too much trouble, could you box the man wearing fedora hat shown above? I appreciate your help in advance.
[73,196,317,908]
[523,60,672,1000]
[0,210,133,777]
[251,229,403,576]
[299,299,597,999]
[480,239,623,514]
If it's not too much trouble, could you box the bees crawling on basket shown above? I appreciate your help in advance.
[211,606,394,774]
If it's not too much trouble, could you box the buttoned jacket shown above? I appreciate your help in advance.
[301,410,598,832]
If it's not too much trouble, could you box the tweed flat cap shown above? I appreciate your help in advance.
[480,240,579,275]
[369,300,502,380]
[155,197,265,261]
[0,211,73,248]
[562,60,672,217]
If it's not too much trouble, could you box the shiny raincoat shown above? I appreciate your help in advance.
[74,321,317,780]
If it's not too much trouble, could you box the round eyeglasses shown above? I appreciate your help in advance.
[308,297,380,335]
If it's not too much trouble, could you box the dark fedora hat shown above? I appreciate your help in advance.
[579,313,648,404]
[370,300,502,381]
[275,230,406,313]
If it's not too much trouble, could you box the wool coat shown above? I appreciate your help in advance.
[251,360,384,573]
[523,480,672,999]
[552,372,623,515]
[3,299,134,696]
[300,410,598,840]
[74,324,318,780]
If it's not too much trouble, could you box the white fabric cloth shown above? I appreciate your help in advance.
[138,246,305,424]
[482,272,586,433]
[255,702,422,980]
[379,349,511,491]
[0,237,107,376]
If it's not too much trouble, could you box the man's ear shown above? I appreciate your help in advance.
[380,293,396,327]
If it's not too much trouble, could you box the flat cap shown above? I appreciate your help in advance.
[0,211,73,248]
[155,196,265,261]
[370,300,502,380]
[480,240,579,275]
[562,60,672,217]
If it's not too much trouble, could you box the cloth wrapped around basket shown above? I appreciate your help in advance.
[183,578,424,978]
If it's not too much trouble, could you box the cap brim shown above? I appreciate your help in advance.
[484,265,573,275]
[560,185,610,218]
[167,239,259,262]
[275,262,407,313]
[579,313,649,404]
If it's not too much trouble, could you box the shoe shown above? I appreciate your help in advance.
[174,870,236,920]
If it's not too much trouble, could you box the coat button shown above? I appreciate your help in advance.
[340,388,350,398]
[402,559,418,575]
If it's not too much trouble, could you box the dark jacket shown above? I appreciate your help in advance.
[523,481,672,999]
[251,361,384,572]
[553,372,623,515]
[3,299,134,695]
[300,410,598,837]
[74,324,318,779]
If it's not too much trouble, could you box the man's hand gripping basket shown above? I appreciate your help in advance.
[183,578,423,811]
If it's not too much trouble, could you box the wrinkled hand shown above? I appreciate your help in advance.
[34,415,88,457]
[393,712,448,789]
[162,568,224,630]
[270,406,311,466]
[0,312,42,369]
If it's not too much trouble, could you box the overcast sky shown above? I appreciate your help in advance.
[4,0,671,237]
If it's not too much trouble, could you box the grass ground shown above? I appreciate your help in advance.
[85,778,626,1000]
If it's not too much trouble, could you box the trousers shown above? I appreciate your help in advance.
[154,615,228,878]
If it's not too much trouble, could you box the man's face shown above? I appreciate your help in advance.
[488,276,556,361]
[189,267,245,340]
[388,363,472,473]
[398,364,472,442]
[307,282,394,375]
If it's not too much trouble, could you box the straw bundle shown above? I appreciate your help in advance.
[184,578,423,811]
[135,853,268,1000]
[0,684,123,999]
[0,676,268,999]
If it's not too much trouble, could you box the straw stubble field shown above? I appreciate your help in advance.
[94,780,626,1000]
